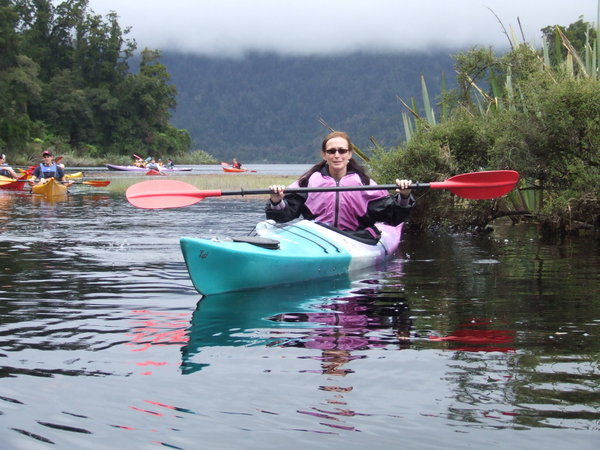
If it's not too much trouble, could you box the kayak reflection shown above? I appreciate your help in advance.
[180,276,413,374]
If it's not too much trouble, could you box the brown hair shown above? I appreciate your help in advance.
[297,131,370,186]
[321,131,352,152]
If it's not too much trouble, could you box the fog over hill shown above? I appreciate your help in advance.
[162,51,457,163]
[91,0,595,162]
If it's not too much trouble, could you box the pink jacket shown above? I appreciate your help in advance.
[291,171,388,230]
[266,168,413,232]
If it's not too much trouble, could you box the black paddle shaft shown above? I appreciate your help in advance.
[220,183,427,197]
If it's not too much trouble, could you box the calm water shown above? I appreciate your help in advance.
[0,168,598,449]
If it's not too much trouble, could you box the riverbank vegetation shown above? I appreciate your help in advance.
[0,0,216,165]
[370,13,600,240]
[107,174,297,198]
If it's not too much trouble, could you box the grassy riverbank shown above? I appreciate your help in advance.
[105,174,297,199]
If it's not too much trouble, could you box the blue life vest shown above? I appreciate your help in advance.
[0,165,13,177]
[39,163,58,179]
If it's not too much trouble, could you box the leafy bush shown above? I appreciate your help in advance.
[372,19,600,238]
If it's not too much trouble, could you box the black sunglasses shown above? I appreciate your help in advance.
[324,148,350,155]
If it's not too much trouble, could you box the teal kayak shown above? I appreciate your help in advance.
[180,220,403,296]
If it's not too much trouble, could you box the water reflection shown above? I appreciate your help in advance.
[1,190,599,446]
[266,288,412,365]
[429,319,515,352]
[181,277,354,373]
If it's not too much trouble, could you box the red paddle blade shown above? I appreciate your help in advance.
[431,170,519,199]
[126,180,222,209]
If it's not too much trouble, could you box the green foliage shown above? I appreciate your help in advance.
[0,0,191,157]
[542,18,597,66]
[162,51,454,163]
[373,13,600,237]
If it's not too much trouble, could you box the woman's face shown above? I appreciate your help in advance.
[322,136,352,172]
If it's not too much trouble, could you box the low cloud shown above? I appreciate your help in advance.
[87,0,598,56]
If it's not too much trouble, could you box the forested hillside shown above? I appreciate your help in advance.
[162,51,456,163]
[0,0,191,160]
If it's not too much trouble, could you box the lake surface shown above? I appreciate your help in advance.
[0,167,598,449]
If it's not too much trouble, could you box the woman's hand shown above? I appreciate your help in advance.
[395,179,412,199]
[269,185,285,205]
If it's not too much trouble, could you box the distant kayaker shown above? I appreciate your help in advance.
[232,158,242,169]
[166,158,174,169]
[29,150,74,187]
[267,131,414,243]
[146,159,160,171]
[133,158,146,168]
[0,153,18,179]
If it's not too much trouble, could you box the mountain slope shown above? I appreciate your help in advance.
[162,51,456,163]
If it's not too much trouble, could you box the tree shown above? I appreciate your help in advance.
[374,16,600,237]
[0,1,42,149]
[112,48,181,154]
[541,17,597,66]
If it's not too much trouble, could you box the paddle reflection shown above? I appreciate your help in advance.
[429,319,515,352]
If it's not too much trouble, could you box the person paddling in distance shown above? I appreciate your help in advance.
[29,150,74,187]
[232,158,242,169]
[146,159,160,171]
[0,153,18,179]
[267,131,414,243]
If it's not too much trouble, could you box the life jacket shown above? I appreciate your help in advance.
[292,170,389,231]
[0,165,13,177]
[38,163,58,179]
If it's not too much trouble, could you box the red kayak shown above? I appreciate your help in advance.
[221,162,256,173]
[0,174,29,191]
[222,167,248,173]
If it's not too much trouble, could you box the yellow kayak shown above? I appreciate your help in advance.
[32,178,68,197]
[65,172,83,179]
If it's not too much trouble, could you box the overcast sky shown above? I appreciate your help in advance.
[86,0,598,56]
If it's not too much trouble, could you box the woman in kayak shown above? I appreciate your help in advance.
[267,131,414,243]
[232,158,242,169]
[0,153,18,178]
[29,150,74,186]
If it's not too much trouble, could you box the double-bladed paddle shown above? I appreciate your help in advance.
[66,180,111,187]
[126,170,519,209]
[0,175,110,187]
